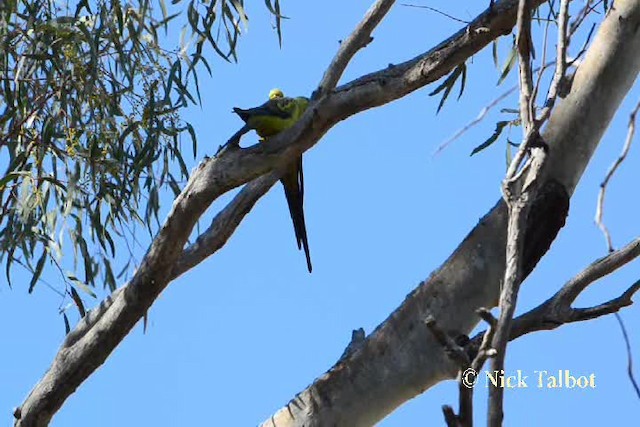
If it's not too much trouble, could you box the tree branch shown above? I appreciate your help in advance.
[489,1,542,423]
[489,1,573,423]
[428,309,498,427]
[316,0,396,96]
[537,0,571,123]
[171,172,280,280]
[467,236,640,350]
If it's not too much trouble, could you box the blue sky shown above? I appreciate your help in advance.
[2,1,639,426]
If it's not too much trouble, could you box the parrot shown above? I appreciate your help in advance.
[232,89,313,272]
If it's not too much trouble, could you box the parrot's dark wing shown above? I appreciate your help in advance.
[232,98,293,123]
[280,157,312,273]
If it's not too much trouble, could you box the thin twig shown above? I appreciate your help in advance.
[595,100,640,252]
[433,85,518,156]
[614,312,640,400]
[569,0,601,36]
[472,308,498,372]
[434,61,558,157]
[401,3,470,24]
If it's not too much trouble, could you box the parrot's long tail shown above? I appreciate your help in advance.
[281,157,313,273]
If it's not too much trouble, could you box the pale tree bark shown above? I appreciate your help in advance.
[12,1,640,426]
[262,1,640,426]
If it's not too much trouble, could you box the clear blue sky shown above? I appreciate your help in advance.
[2,1,639,426]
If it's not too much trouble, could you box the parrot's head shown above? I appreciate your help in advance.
[269,88,284,100]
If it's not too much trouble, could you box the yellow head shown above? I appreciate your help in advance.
[269,88,284,100]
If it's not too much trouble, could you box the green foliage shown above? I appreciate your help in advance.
[429,63,466,113]
[0,0,283,302]
[470,119,521,156]
[496,42,517,86]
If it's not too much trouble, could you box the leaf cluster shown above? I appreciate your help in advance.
[0,0,282,306]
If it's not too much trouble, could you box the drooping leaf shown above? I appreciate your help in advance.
[497,44,518,85]
[471,121,511,156]
[28,249,48,293]
[69,286,87,317]
[429,63,467,113]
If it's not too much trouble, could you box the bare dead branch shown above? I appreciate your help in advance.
[516,0,535,135]
[317,0,395,96]
[489,148,544,427]
[555,237,640,306]
[443,405,459,427]
[490,2,573,424]
[595,100,640,252]
[430,308,498,427]
[570,281,639,321]
[537,0,570,124]
[468,237,640,358]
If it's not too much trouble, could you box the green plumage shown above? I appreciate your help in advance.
[233,96,309,138]
[232,92,313,272]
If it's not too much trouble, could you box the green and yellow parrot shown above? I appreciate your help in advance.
[232,89,313,272]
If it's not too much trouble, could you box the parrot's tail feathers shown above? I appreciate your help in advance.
[281,161,313,273]
[302,234,312,273]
